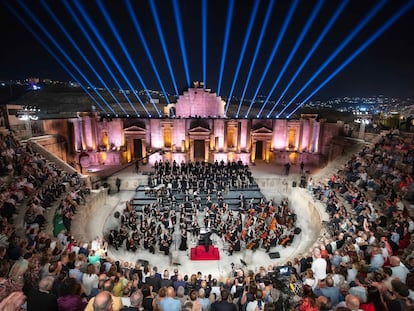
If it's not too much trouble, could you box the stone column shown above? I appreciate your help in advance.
[142,139,147,164]
[237,122,241,153]
[223,122,227,152]
[205,140,209,162]
[189,139,194,162]
[251,141,256,163]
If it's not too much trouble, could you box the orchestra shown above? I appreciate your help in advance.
[107,160,300,257]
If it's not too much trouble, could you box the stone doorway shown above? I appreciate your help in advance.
[194,140,205,161]
[133,139,142,159]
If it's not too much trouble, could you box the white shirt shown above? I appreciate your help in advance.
[311,257,327,282]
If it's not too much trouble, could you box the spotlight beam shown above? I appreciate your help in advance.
[244,0,298,117]
[224,0,261,115]
[287,0,414,118]
[96,0,162,117]
[41,0,128,116]
[149,0,179,96]
[15,0,116,115]
[125,0,171,105]
[202,0,207,88]
[262,0,349,118]
[63,0,140,116]
[277,0,387,118]
[4,3,108,114]
[72,0,149,116]
[260,0,324,118]
[172,0,191,87]
[217,0,235,96]
[235,0,276,117]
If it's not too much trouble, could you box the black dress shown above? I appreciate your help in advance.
[179,230,188,251]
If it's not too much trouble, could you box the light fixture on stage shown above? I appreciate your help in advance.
[277,0,387,118]
[149,0,179,96]
[225,0,261,115]
[287,0,414,118]
[244,0,299,118]
[172,0,191,88]
[235,0,276,118]
[125,0,171,105]
[259,0,324,118]
[217,0,235,97]
[97,0,162,117]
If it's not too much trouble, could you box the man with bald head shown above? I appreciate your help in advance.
[390,256,409,283]
[160,286,181,311]
[93,291,113,311]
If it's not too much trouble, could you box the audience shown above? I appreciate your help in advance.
[1,130,414,311]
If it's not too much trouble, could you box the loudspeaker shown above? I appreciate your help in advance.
[269,252,280,259]
[292,181,297,187]
[294,227,302,235]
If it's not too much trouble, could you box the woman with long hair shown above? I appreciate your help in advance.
[299,284,318,311]
[360,285,386,311]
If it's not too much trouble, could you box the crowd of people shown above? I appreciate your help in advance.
[1,130,414,311]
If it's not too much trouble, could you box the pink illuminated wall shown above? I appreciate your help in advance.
[176,85,225,118]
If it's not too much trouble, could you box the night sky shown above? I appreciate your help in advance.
[1,0,414,102]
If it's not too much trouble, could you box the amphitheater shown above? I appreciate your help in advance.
[63,139,367,278]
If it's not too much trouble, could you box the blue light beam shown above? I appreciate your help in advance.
[235,0,276,118]
[125,0,171,105]
[96,0,162,117]
[149,0,179,96]
[4,3,107,114]
[217,0,235,96]
[202,0,207,88]
[41,0,128,116]
[262,0,349,118]
[71,0,148,116]
[63,0,140,116]
[225,0,261,115]
[15,0,116,115]
[172,0,191,88]
[244,0,298,117]
[260,0,324,118]
[287,0,414,118]
[277,0,387,118]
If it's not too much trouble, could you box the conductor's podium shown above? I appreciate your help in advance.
[190,245,220,260]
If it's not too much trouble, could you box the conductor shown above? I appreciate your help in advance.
[204,231,212,253]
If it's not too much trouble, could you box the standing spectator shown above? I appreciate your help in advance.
[211,288,236,311]
[26,276,58,311]
[116,178,121,193]
[159,286,181,311]
[57,277,87,311]
[311,248,327,283]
